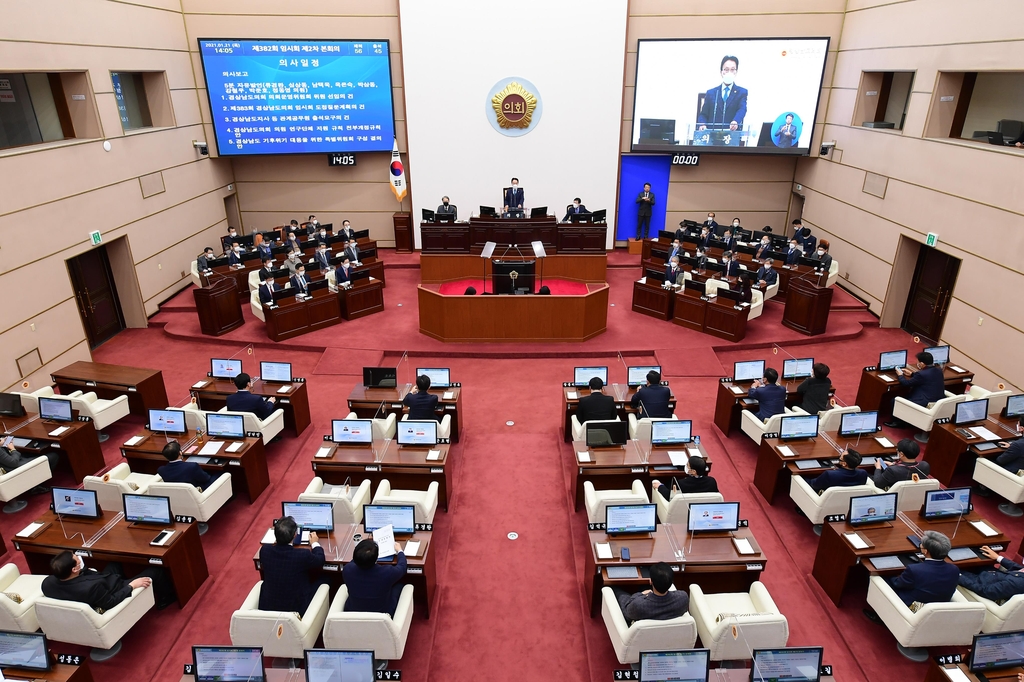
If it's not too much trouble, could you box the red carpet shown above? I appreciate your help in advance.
[437,278,589,295]
[313,348,384,375]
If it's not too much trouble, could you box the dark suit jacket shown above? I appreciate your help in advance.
[285,238,301,253]
[665,265,683,283]
[898,365,945,406]
[504,187,524,208]
[223,234,239,250]
[797,377,832,414]
[437,204,457,216]
[228,251,243,266]
[576,392,617,424]
[617,589,689,626]
[226,390,275,420]
[335,266,352,285]
[749,383,786,421]
[656,475,719,500]
[631,385,672,418]
[809,467,867,493]
[697,233,713,250]
[258,543,326,614]
[800,233,818,253]
[815,253,833,271]
[258,282,277,304]
[722,236,737,252]
[344,246,360,263]
[702,220,719,232]
[290,273,310,294]
[889,559,960,605]
[755,266,778,285]
[698,84,748,126]
[157,459,216,490]
[42,568,135,612]
[258,266,275,282]
[958,558,1024,602]
[403,391,439,421]
[754,243,772,260]
[337,228,356,242]
[343,552,407,616]
[562,205,588,221]
[694,255,709,271]
[997,440,1024,473]
[314,250,331,270]
[724,260,741,278]
[871,460,930,489]
[198,255,212,272]
[785,248,801,266]
[636,191,655,216]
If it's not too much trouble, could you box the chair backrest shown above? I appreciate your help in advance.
[14,387,55,414]
[705,278,729,297]
[35,597,101,640]
[588,483,649,524]
[967,387,1012,415]
[750,289,763,307]
[219,408,262,431]
[179,403,208,431]
[988,594,1024,632]
[324,586,406,657]
[887,477,940,511]
[625,612,697,650]
[660,491,724,525]
[83,476,135,512]
[147,482,202,517]
[818,484,877,516]
[817,405,860,433]
[631,415,677,442]
[933,394,968,419]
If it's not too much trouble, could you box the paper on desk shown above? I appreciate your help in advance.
[949,365,965,374]
[875,437,894,448]
[940,666,971,682]
[405,540,421,557]
[878,374,895,383]
[225,441,244,453]
[969,426,1000,442]
[260,528,275,544]
[426,449,441,461]
[567,391,578,400]
[191,381,209,389]
[667,450,688,467]
[124,436,145,446]
[733,538,755,555]
[687,448,701,459]
[596,542,613,560]
[443,391,455,400]
[276,385,292,394]
[844,533,868,549]
[778,445,797,458]
[577,451,591,463]
[729,386,744,394]
[374,524,396,559]
[16,522,44,538]
[48,426,69,437]
[971,520,998,537]
[315,446,333,459]
[199,440,223,455]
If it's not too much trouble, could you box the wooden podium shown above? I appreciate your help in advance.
[782,275,832,336]
[193,276,243,336]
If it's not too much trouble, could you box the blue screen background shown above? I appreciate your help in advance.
[199,39,395,156]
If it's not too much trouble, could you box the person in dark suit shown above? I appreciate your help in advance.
[404,375,440,422]
[697,56,748,132]
[697,227,713,251]
[503,178,524,214]
[0,436,58,474]
[737,275,753,303]
[665,256,684,285]
[694,247,709,271]
[721,229,737,253]
[334,257,353,286]
[290,264,311,296]
[773,113,799,147]
[258,272,278,305]
[307,214,319,229]
[613,562,689,626]
[312,226,330,246]
[197,247,216,272]
[784,238,802,266]
[667,238,683,262]
[813,240,833,272]
[723,251,741,278]
[562,198,588,222]
[337,219,355,243]
[226,372,277,420]
[652,457,718,500]
[996,418,1024,472]
[157,441,216,490]
[748,367,786,422]
[344,240,361,266]
[884,351,945,428]
[871,438,930,488]
[576,377,617,424]
[703,213,719,233]
[343,538,407,617]
[313,243,331,270]
[886,531,958,605]
[793,221,816,253]
[284,231,301,254]
[755,259,778,287]
[635,183,655,240]
[257,257,276,283]
[631,370,671,418]
[255,239,273,261]
[958,545,1024,602]
[810,449,868,493]
[258,516,327,614]
[42,550,174,611]
[227,243,243,266]
[222,227,240,251]
[753,234,773,261]
[436,197,457,220]
[797,363,833,414]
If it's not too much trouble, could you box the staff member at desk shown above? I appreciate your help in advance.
[652,456,718,499]
[871,438,929,488]
[284,231,301,253]
[665,256,684,285]
[813,240,833,271]
[337,219,355,243]
[334,257,353,286]
[283,251,303,275]
[258,271,279,305]
[748,367,785,422]
[613,562,689,626]
[197,247,216,272]
[755,259,777,287]
[722,250,741,278]
[257,257,276,282]
[753,234,773,261]
[809,449,867,493]
[503,178,524,215]
[158,441,217,491]
[344,239,362,267]
[958,545,1024,602]
[703,212,718,232]
[259,516,328,614]
[631,370,671,418]
[226,372,277,420]
[228,242,244,267]
[721,228,737,253]
[576,377,617,424]
[784,238,802,266]
[995,417,1024,472]
[884,351,945,429]
[222,226,240,251]
[290,264,311,296]
[737,276,754,303]
[437,197,457,218]
[404,375,440,422]
[42,550,176,612]
[314,243,331,270]
[563,198,587,222]
[343,538,407,617]
[0,436,58,479]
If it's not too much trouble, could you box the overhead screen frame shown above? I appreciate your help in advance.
[197,37,397,157]
[630,36,831,156]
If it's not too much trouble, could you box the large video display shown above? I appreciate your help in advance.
[631,38,830,154]
[198,39,395,156]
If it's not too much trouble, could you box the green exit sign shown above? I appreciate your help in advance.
[925,232,938,247]
[89,231,102,246]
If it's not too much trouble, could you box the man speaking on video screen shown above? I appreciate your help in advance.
[697,55,748,133]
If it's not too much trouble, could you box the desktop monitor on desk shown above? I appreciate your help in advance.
[733,360,765,383]
[651,420,692,445]
[627,365,662,387]
[38,397,72,423]
[639,649,709,682]
[645,268,667,284]
[606,504,657,535]
[363,367,397,388]
[954,399,988,426]
[779,415,819,440]
[586,421,628,448]
[123,493,173,526]
[363,504,416,534]
[211,358,243,379]
[415,367,451,388]
[0,392,25,418]
[0,630,51,672]
[1006,394,1024,419]
[52,487,100,519]
[206,413,246,439]
[782,358,814,380]
[573,366,608,387]
[922,488,971,520]
[192,646,266,682]
[925,344,950,365]
[531,206,547,218]
[397,420,437,446]
[878,350,908,372]
[838,411,879,437]
[331,419,373,445]
[422,208,436,222]
[259,361,292,383]
[304,650,375,681]
[282,501,334,532]
[751,647,823,682]
[590,209,607,223]
[148,408,187,435]
[687,502,740,533]
[969,630,1024,676]
[847,492,897,526]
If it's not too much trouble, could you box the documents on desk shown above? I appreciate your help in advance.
[427,449,441,461]
[199,440,223,455]
[405,540,421,557]
[666,450,688,467]
[949,365,966,374]
[577,451,591,463]
[374,524,396,558]
[276,385,292,394]
[729,386,744,394]
[189,455,211,464]
[16,522,45,538]
[733,538,755,555]
[225,441,244,453]
[48,426,69,437]
[778,445,796,458]
[969,426,1000,441]
[844,532,868,549]
[878,374,895,383]
[971,520,998,537]
[316,446,333,458]
[443,391,455,400]
[875,436,894,448]
[567,391,578,400]
[124,435,145,446]
[192,380,209,389]
[940,667,972,682]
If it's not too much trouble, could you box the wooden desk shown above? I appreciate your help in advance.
[854,365,974,417]
[15,512,208,607]
[670,289,751,342]
[5,411,104,483]
[119,430,268,504]
[571,439,710,511]
[924,661,1023,682]
[631,280,675,320]
[419,253,607,284]
[192,377,311,436]
[557,225,608,253]
[782,276,832,336]
[193,277,244,336]
[263,287,344,341]
[753,431,897,504]
[562,384,676,443]
[924,415,1020,485]
[420,218,607,255]
[350,258,385,288]
[584,525,766,617]
[712,381,801,437]
[347,384,464,443]
[811,512,1008,606]
[338,280,384,320]
[311,441,452,512]
[3,662,94,682]
[202,262,258,296]
[51,362,168,418]
[252,523,437,618]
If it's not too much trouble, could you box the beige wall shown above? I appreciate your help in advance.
[795,0,1024,392]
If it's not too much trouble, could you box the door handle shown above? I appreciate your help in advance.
[82,289,95,314]
[931,287,943,313]
[939,290,952,317]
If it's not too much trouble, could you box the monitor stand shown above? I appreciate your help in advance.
[850,521,893,530]
[607,532,653,540]
[127,521,170,530]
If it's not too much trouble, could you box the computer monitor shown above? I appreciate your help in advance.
[363,504,416,534]
[362,367,397,388]
[627,365,662,387]
[479,205,497,217]
[415,367,451,388]
[421,208,435,222]
[838,411,879,437]
[969,630,1024,674]
[687,502,740,532]
[605,504,657,535]
[38,397,72,422]
[0,392,25,418]
[645,268,667,283]
[925,344,950,365]
[878,350,907,371]
[396,420,438,446]
[779,415,819,441]
[206,413,245,439]
[750,647,823,682]
[591,209,607,223]
[585,420,629,448]
[282,501,334,532]
[148,408,187,434]
[954,399,988,425]
[650,420,692,445]
[639,649,709,682]
[331,419,373,445]
[211,358,243,379]
[733,360,765,382]
[923,488,971,520]
[847,492,897,526]
[573,366,608,387]
[0,631,50,672]
[52,487,100,519]
[192,646,266,682]
[123,494,173,525]
[1007,394,1024,418]
[530,206,547,218]
[782,358,814,380]
[304,650,375,682]
[259,361,292,383]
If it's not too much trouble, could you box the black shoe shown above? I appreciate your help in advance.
[155,596,178,610]
[863,608,883,625]
[883,421,902,428]
[270,434,283,443]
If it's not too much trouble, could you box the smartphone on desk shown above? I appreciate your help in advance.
[620,547,630,561]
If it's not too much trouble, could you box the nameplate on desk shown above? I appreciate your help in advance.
[935,654,963,665]
[763,432,780,440]
[630,466,646,474]
[429,467,443,474]
[323,564,339,572]
[365,465,380,472]
[184,664,196,675]
[825,514,846,523]
[391,403,403,409]
[278,398,290,404]
[746,563,764,571]
[820,665,833,677]
[589,523,606,531]
[738,519,749,527]
[149,558,163,565]
[613,670,640,680]
[407,567,423,575]
[56,653,84,666]
[175,515,196,524]
[415,523,433,531]
[375,671,402,680]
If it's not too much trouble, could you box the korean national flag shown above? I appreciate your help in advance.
[389,137,407,201]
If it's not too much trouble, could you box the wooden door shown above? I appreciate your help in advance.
[67,247,125,347]
[901,245,960,342]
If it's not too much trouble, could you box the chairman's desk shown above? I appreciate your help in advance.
[14,512,208,607]
[51,361,168,418]
[260,280,385,340]
[347,384,463,443]
[252,523,437,618]
[854,365,974,418]
[3,662,94,682]
[311,441,452,512]
[923,413,1021,486]
[812,512,1008,606]
[419,217,607,255]
[3,410,103,483]
[419,253,608,284]
[562,384,677,443]
[584,525,767,617]
[119,429,268,503]
[713,380,804,437]
[571,439,710,511]
[191,376,311,436]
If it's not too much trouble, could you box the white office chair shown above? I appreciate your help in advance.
[230,581,330,659]
[817,404,860,433]
[323,585,414,664]
[789,477,874,534]
[247,269,262,292]
[583,480,650,524]
[250,291,266,322]
[740,406,808,445]
[704,278,730,298]
[36,584,154,661]
[571,417,621,443]
[957,588,1024,633]
[627,414,678,441]
[826,259,840,287]
[892,391,967,443]
[84,463,162,512]
[299,477,372,525]
[0,457,52,514]
[973,458,1024,517]
[399,413,449,440]
[148,473,233,534]
[600,586,697,664]
[13,386,58,415]
[190,260,203,288]
[65,391,131,442]
[373,479,438,524]
[689,582,790,661]
[347,411,397,440]
[177,401,210,432]
[747,289,764,321]
[216,406,285,444]
[866,476,941,512]
[762,278,780,301]
[652,489,723,525]
[967,386,1012,415]
[866,575,984,661]
[0,564,48,632]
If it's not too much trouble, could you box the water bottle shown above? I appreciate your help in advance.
[694,434,701,446]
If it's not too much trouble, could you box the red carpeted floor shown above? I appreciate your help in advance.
[437,278,589,295]
[4,253,1016,682]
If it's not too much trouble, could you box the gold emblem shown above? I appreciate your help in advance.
[492,82,537,129]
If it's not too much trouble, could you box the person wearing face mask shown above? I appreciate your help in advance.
[814,240,833,271]
[635,182,655,240]
[222,227,239,251]
[697,226,712,251]
[42,550,176,611]
[284,250,303,275]
[307,214,319,229]
[291,264,310,296]
[754,234,773,261]
[722,250,741,278]
[258,271,279,305]
[257,256,276,282]
[755,258,777,287]
[884,352,945,429]
[503,178,524,215]
[703,212,718,232]
[668,238,683,262]
[334,257,353,286]
[338,219,355,242]
[255,237,273,260]
[995,418,1024,473]
[284,231,301,253]
[563,197,588,222]
[228,242,244,267]
[721,229,737,253]
[197,247,216,273]
[697,55,748,134]
[665,255,683,285]
[315,226,329,245]
[785,238,802,266]
[437,196,457,220]
[694,247,709,271]
[344,239,361,266]
[314,243,331,270]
